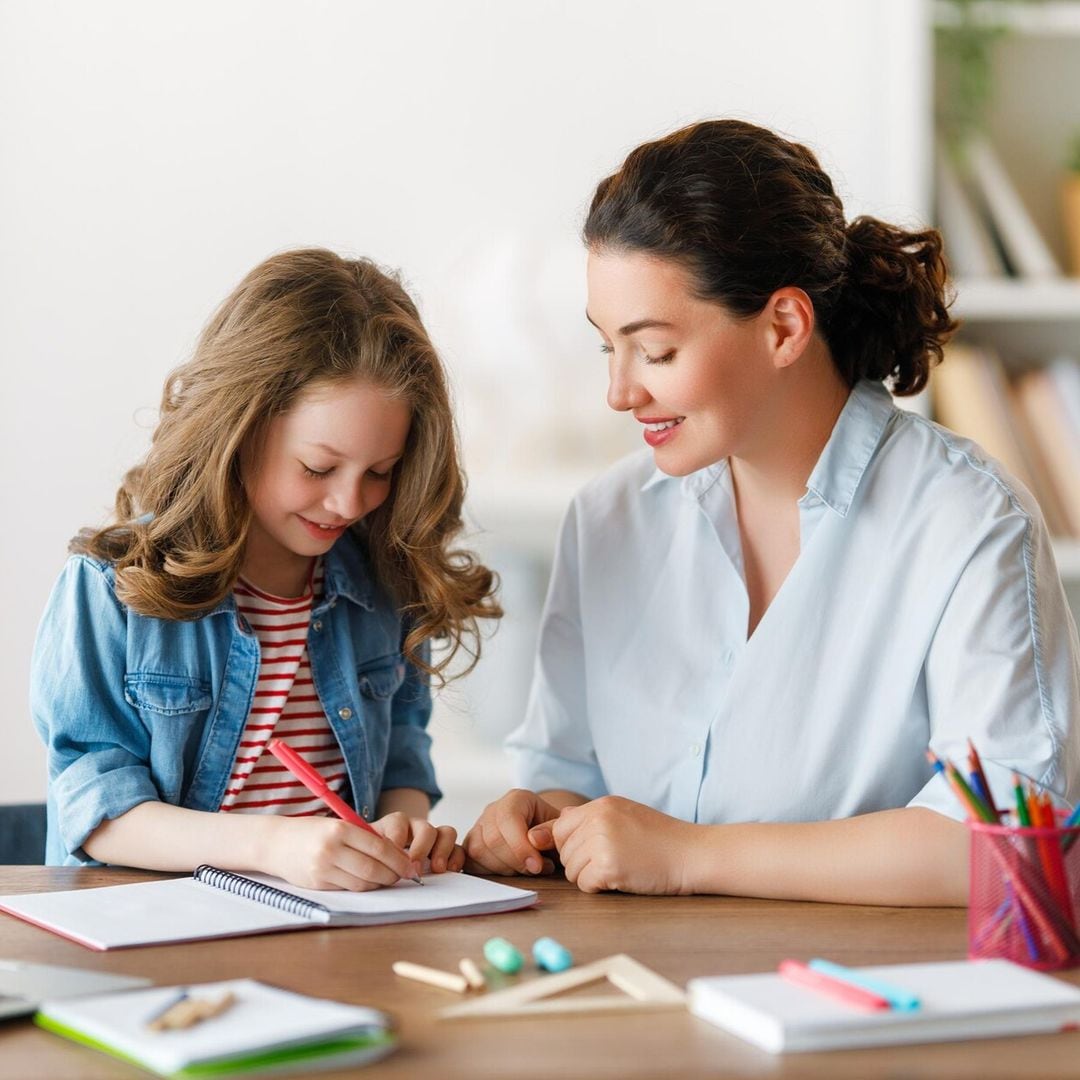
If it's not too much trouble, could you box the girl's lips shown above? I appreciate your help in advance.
[298,516,349,539]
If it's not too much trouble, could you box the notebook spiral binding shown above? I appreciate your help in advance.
[193,865,331,921]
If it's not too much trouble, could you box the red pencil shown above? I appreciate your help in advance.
[778,959,891,1012]
[268,738,422,884]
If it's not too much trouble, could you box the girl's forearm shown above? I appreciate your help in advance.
[376,787,432,818]
[83,801,282,872]
[689,807,968,906]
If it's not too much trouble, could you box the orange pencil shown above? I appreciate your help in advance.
[967,739,999,818]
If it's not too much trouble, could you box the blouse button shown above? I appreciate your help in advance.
[339,706,353,720]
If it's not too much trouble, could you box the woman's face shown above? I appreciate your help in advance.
[586,249,781,476]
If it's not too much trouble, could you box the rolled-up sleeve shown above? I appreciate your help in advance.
[380,640,442,805]
[506,501,607,800]
[910,505,1080,821]
[30,557,162,863]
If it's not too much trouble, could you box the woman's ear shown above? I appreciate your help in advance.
[766,287,815,370]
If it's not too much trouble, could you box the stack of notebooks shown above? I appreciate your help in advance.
[36,978,396,1077]
[0,865,538,950]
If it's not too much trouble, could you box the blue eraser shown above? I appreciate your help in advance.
[532,936,573,973]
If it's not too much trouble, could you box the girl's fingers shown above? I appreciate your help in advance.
[375,811,411,849]
[428,825,458,872]
[406,819,438,861]
[342,826,416,883]
[447,843,466,873]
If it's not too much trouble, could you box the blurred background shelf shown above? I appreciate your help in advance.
[951,279,1080,357]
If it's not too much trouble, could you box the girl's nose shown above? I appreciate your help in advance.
[325,479,367,522]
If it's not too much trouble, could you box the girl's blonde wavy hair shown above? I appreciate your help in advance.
[72,248,501,679]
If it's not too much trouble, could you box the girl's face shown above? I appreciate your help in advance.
[243,377,411,568]
[586,249,781,476]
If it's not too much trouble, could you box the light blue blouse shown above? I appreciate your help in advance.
[507,380,1080,822]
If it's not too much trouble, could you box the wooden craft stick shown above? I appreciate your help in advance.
[459,958,486,991]
[392,961,468,994]
[149,991,236,1031]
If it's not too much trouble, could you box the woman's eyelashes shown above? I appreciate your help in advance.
[597,343,675,365]
[644,350,675,365]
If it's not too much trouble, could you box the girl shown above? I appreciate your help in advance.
[32,248,501,891]
[464,119,1080,905]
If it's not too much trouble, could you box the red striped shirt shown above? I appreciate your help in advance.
[220,561,345,816]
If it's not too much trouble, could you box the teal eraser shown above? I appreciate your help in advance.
[483,936,524,974]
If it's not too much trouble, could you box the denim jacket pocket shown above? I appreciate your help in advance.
[357,657,407,701]
[123,672,213,715]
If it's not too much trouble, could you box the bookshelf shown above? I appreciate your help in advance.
[931,1,1080,586]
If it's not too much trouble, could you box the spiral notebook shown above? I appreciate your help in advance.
[0,866,538,951]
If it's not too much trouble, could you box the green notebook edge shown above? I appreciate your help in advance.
[34,1011,397,1077]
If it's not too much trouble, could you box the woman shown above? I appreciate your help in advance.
[464,119,1080,905]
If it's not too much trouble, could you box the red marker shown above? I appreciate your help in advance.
[268,738,422,884]
[778,959,891,1012]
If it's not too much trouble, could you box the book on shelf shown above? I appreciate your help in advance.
[931,344,1075,538]
[1014,363,1080,538]
[963,134,1062,280]
[935,141,1007,278]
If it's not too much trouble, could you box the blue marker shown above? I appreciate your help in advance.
[807,959,921,1012]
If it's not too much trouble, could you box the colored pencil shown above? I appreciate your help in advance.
[967,740,1000,818]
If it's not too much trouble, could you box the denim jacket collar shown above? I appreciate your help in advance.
[199,530,377,618]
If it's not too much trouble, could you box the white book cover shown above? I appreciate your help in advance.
[687,960,1080,1054]
[935,143,1006,278]
[0,868,538,950]
[37,978,394,1075]
[966,135,1062,279]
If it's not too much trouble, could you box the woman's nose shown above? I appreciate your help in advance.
[606,355,650,413]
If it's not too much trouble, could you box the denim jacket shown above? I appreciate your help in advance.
[31,533,441,866]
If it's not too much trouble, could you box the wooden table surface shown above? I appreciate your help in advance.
[1,867,1078,1078]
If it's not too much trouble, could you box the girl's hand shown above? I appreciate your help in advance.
[263,815,421,891]
[528,796,697,895]
[463,789,563,876]
[371,812,464,874]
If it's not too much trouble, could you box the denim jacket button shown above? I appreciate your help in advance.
[338,706,353,720]
[361,805,370,818]
[313,620,323,632]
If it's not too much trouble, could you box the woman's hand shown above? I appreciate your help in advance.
[463,789,564,876]
[529,796,698,895]
[372,811,464,874]
[262,815,422,891]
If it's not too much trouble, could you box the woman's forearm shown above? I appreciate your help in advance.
[690,807,968,906]
[539,788,590,811]
[83,801,281,872]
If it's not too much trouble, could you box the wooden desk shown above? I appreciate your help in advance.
[1,867,1078,1078]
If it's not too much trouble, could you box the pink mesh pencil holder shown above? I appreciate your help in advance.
[969,820,1080,971]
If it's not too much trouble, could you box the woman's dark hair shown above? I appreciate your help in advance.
[583,119,957,396]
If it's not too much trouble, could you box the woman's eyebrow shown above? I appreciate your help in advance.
[585,311,675,336]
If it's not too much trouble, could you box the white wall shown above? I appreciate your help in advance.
[0,0,929,821]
